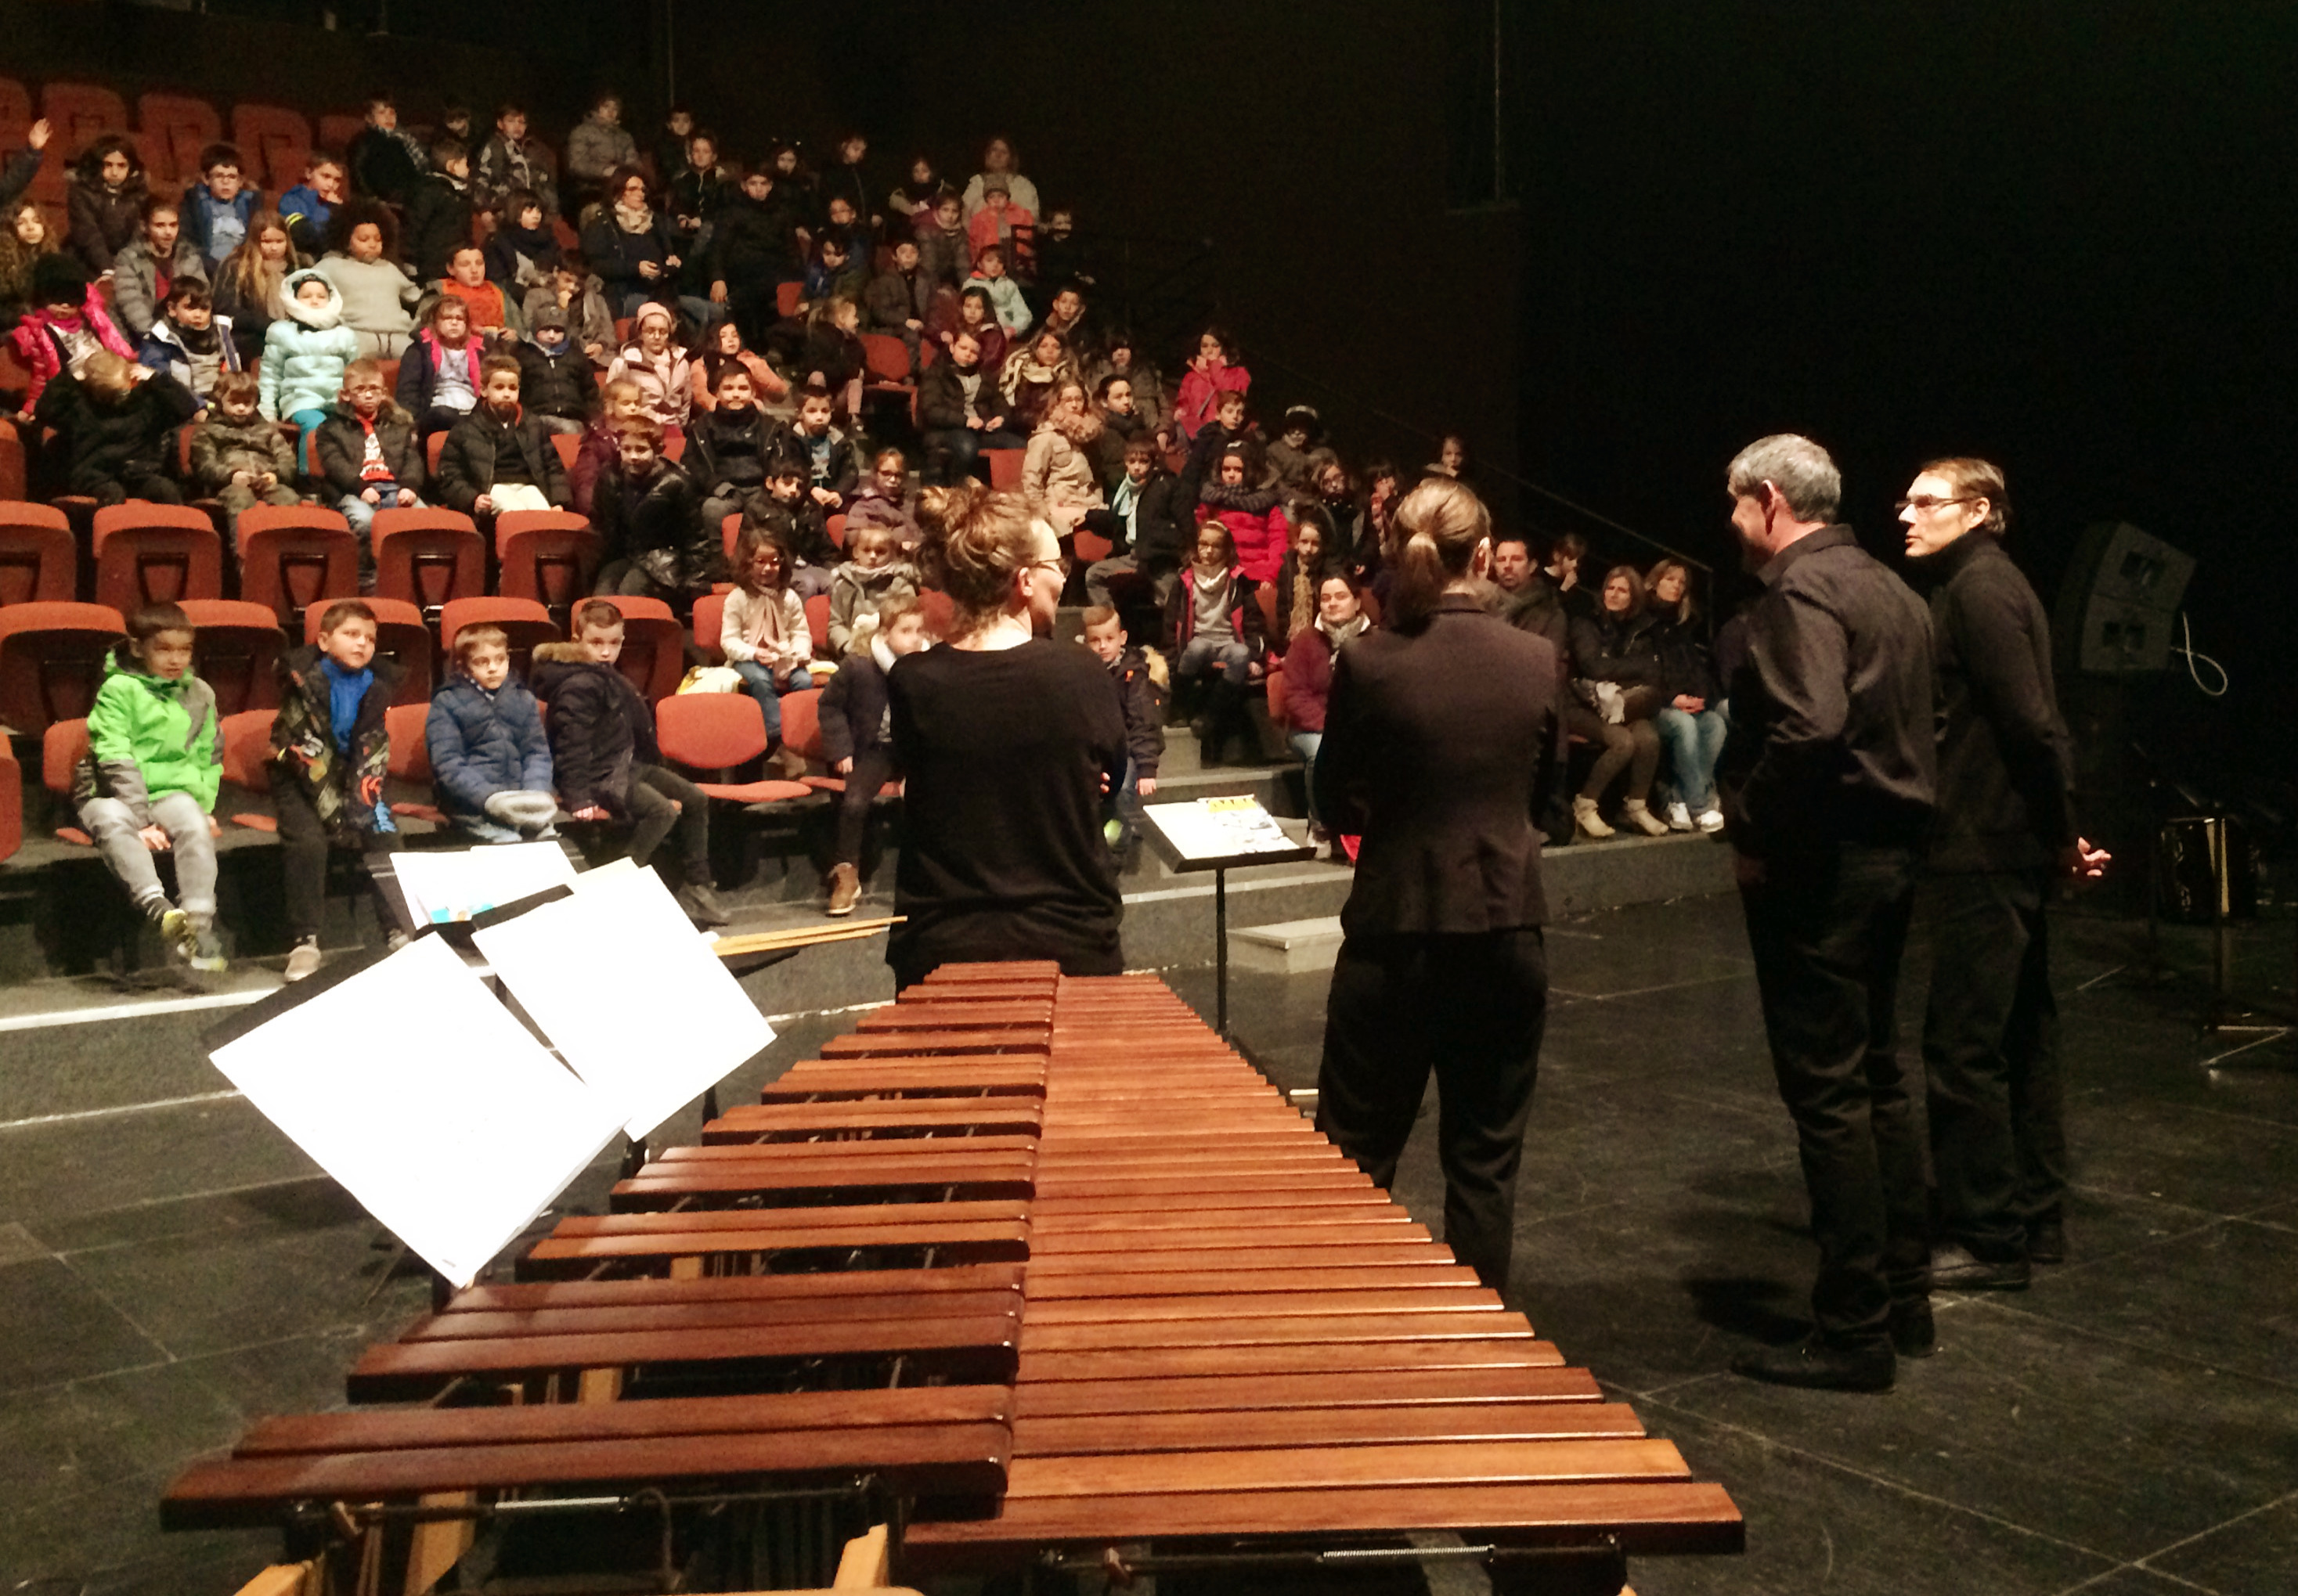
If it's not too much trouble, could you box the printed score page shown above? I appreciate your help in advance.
[394,841,580,926]
[1141,794,1309,868]
[207,935,626,1288]
[471,864,776,1138]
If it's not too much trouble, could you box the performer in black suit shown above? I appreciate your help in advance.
[1311,477,1564,1295]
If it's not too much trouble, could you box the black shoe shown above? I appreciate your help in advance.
[1732,1335,1894,1392]
[2026,1220,2066,1265]
[1889,1297,1937,1359]
[1930,1241,2030,1292]
[677,882,731,928]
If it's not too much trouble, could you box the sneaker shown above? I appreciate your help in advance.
[385,929,411,953]
[1697,808,1726,834]
[284,937,323,982]
[187,924,229,974]
[1665,801,1694,832]
[827,863,862,917]
[677,881,731,928]
[157,906,200,965]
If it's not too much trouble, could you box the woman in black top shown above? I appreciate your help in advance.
[1567,565,1671,838]
[886,482,1128,988]
[1313,477,1561,1294]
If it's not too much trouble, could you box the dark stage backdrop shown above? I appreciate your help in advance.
[1510,2,2298,785]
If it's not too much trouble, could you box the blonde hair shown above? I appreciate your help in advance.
[915,481,1037,632]
[1387,477,1492,632]
[452,622,509,670]
[1645,559,1696,624]
[81,351,138,400]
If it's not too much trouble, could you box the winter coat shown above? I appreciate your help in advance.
[9,295,136,410]
[690,402,774,489]
[348,125,427,204]
[569,417,619,518]
[819,649,889,766]
[271,641,403,838]
[827,560,922,655]
[31,368,199,494]
[312,400,427,499]
[796,322,864,393]
[709,193,806,288]
[918,358,1001,431]
[67,171,147,275]
[74,645,222,817]
[188,411,295,495]
[1569,608,1664,698]
[999,347,1077,431]
[483,224,561,292]
[565,117,637,182]
[514,339,597,421]
[1088,408,1149,494]
[720,584,811,672]
[259,270,359,420]
[1022,424,1105,533]
[472,132,558,218]
[1648,611,1719,704]
[403,171,475,283]
[317,252,420,340]
[1282,617,1368,735]
[741,494,839,572]
[276,183,333,257]
[842,486,921,549]
[962,270,1031,335]
[1105,646,1163,778]
[865,267,930,333]
[1200,481,1290,585]
[137,315,244,396]
[604,322,694,431]
[916,225,970,293]
[393,327,483,417]
[426,673,553,829]
[1494,576,1571,671]
[1175,360,1252,439]
[691,348,787,413]
[581,210,682,302]
[435,404,570,513]
[1164,565,1265,656]
[593,459,714,591]
[530,646,655,815]
[110,236,209,341]
[522,278,617,366]
[179,182,260,270]
[960,171,1041,222]
[783,423,864,503]
[1131,471,1189,577]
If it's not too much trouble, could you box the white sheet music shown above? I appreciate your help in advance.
[206,935,625,1288]
[471,866,775,1138]
[393,841,580,926]
[1142,795,1305,866]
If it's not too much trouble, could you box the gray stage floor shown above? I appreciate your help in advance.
[1,892,2293,1595]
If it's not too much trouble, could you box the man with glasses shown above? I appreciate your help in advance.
[1900,459,2105,1293]
[1716,434,1938,1391]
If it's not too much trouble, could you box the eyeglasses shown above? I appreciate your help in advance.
[1895,495,1972,513]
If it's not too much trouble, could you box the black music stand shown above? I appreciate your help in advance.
[1142,798,1315,1038]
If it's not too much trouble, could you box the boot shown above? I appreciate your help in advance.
[826,863,862,917]
[677,881,731,928]
[1622,798,1671,837]
[1199,680,1243,766]
[1573,795,1615,840]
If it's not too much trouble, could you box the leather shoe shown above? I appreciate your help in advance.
[1732,1335,1894,1392]
[1930,1241,2030,1292]
[676,882,731,928]
[2027,1220,2067,1264]
[1889,1297,1936,1358]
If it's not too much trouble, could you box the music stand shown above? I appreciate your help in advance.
[1142,796,1315,1037]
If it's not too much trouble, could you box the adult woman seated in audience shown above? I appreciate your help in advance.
[211,212,295,367]
[1283,570,1371,856]
[1175,326,1250,439]
[583,166,714,326]
[959,137,1041,223]
[1271,506,1337,653]
[317,200,420,358]
[886,481,1126,989]
[1084,329,1171,451]
[1646,557,1727,833]
[691,318,788,416]
[1200,443,1290,585]
[1000,328,1079,434]
[918,328,1025,485]
[927,283,1007,380]
[1022,377,1109,542]
[1566,564,1669,839]
[67,135,146,276]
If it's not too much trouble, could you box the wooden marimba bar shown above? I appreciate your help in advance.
[163,962,1741,1595]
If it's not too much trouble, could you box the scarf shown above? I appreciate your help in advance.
[1316,611,1369,650]
[1049,405,1102,446]
[612,200,655,234]
[319,656,372,751]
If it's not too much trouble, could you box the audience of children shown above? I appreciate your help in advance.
[435,353,572,518]
[960,138,1041,222]
[1175,326,1250,439]
[0,196,58,327]
[1021,377,1109,541]
[210,214,294,366]
[1083,436,1187,610]
[532,599,727,928]
[1002,330,1080,434]
[435,243,519,342]
[427,622,559,843]
[312,358,427,556]
[1080,603,1163,852]
[842,446,923,553]
[277,157,345,258]
[689,362,776,528]
[523,253,617,369]
[962,244,1031,337]
[74,601,228,975]
[605,301,694,438]
[179,144,258,272]
[348,96,427,206]
[817,591,926,917]
[918,328,1022,485]
[110,196,205,343]
[33,351,197,503]
[826,522,922,655]
[720,522,814,745]
[262,268,359,467]
[1279,571,1370,854]
[592,413,712,600]
[1200,443,1290,584]
[1163,519,1265,766]
[189,369,301,528]
[317,201,421,358]
[741,445,840,597]
[395,293,488,440]
[513,303,598,434]
[692,319,789,414]
[10,255,136,416]
[135,279,240,406]
[67,135,147,276]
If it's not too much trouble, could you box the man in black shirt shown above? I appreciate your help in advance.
[1900,457,2106,1291]
[1715,434,1937,1392]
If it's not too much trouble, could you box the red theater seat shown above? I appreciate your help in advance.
[383,701,446,826]
[494,510,601,619]
[0,602,126,735]
[302,596,432,706]
[585,593,685,703]
[0,502,75,608]
[92,503,224,612]
[179,599,286,717]
[653,692,811,805]
[41,83,128,161]
[231,104,312,190]
[136,93,222,189]
[372,508,484,618]
[236,505,358,629]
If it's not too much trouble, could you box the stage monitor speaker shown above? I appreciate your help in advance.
[2055,521,2196,675]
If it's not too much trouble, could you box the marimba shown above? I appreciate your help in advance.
[165,963,1741,1594]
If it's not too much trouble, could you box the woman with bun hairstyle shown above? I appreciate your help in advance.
[1311,477,1563,1295]
[886,481,1128,988]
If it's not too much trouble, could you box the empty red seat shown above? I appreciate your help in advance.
[92,503,224,612]
[179,599,286,716]
[315,114,364,160]
[0,417,27,503]
[41,83,128,161]
[216,708,277,830]
[372,508,485,618]
[236,505,358,629]
[859,332,918,423]
[494,510,601,618]
[692,589,730,663]
[438,596,557,679]
[826,513,846,551]
[136,93,222,189]
[0,741,20,862]
[585,593,685,703]
[41,718,92,844]
[720,510,743,572]
[229,103,312,192]
[653,693,812,805]
[303,596,432,706]
[803,592,833,659]
[776,282,803,319]
[984,448,1024,492]
[780,687,850,794]
[0,502,75,607]
[1073,527,1113,564]
[382,701,446,826]
[0,601,126,734]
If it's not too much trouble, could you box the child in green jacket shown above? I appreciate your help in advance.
[71,603,227,972]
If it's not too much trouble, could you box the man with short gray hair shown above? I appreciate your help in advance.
[1715,434,1939,1391]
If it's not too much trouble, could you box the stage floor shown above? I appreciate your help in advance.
[0,892,2292,1595]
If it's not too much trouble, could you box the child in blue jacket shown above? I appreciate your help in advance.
[426,623,557,843]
